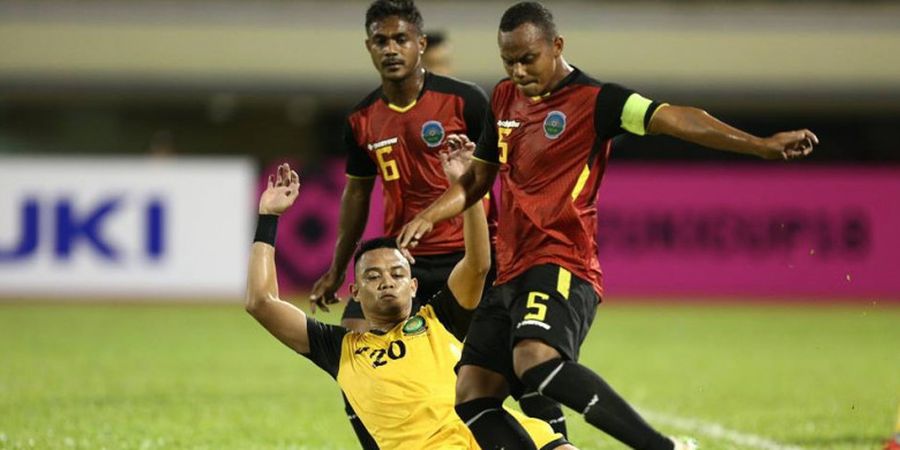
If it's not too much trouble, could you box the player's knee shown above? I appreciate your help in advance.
[512,339,561,379]
[455,365,509,404]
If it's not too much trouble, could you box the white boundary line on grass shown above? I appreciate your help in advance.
[641,409,807,450]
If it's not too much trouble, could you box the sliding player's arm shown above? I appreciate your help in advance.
[245,164,311,354]
[648,104,817,160]
[440,145,492,310]
[397,135,498,249]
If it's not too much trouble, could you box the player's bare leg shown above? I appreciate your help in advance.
[456,364,509,402]
[514,338,675,450]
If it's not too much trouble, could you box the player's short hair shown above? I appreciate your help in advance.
[365,0,424,36]
[499,2,558,42]
[353,237,402,269]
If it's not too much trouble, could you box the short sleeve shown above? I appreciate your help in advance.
[428,285,475,342]
[595,83,663,139]
[300,317,349,378]
[462,84,489,143]
[343,119,377,178]
[473,107,499,165]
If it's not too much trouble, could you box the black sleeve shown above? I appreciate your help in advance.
[343,119,377,178]
[473,107,499,164]
[594,83,634,139]
[428,285,475,342]
[461,84,490,143]
[594,83,663,139]
[300,317,349,379]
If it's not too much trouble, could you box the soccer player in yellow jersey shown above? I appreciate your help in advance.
[246,156,573,449]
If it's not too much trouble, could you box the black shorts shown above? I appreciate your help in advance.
[343,251,496,320]
[457,264,598,398]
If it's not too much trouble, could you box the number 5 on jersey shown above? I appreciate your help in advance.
[498,127,513,163]
[376,145,400,181]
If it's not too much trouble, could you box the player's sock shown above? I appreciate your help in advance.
[522,358,673,450]
[455,397,538,450]
[519,389,568,438]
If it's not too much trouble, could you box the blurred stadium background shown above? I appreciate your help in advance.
[1,1,899,449]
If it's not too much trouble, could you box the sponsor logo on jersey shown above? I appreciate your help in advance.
[497,119,521,129]
[420,120,445,148]
[402,315,427,335]
[368,137,398,151]
[543,111,567,139]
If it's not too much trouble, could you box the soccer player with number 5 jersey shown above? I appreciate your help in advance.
[399,2,818,450]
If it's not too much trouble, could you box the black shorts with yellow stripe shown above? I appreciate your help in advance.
[457,264,598,398]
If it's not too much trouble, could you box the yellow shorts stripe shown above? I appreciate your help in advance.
[557,267,571,300]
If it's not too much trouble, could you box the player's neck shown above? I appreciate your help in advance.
[365,305,413,334]
[543,59,574,95]
[382,68,425,109]
[367,317,403,334]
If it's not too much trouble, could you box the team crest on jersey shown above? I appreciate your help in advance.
[421,120,445,148]
[402,315,427,335]
[543,111,567,139]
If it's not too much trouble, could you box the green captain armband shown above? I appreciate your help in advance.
[621,93,654,136]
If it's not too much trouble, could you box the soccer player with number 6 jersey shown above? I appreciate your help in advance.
[399,2,818,450]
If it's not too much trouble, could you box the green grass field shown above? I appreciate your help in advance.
[1,300,898,450]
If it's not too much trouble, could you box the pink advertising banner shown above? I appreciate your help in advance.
[263,161,900,301]
[595,164,900,301]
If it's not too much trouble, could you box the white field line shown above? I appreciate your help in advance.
[641,409,807,450]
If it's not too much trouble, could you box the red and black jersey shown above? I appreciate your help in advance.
[474,68,662,296]
[345,72,493,256]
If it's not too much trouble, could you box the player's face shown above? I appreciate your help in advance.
[365,16,426,83]
[351,248,417,321]
[498,23,564,97]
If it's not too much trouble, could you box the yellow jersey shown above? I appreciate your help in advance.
[303,287,565,449]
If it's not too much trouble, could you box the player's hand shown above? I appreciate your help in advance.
[309,269,344,314]
[259,163,300,215]
[397,216,434,254]
[758,129,818,160]
[439,139,474,183]
[445,133,476,154]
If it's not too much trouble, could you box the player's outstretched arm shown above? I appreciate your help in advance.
[397,134,497,249]
[246,163,311,354]
[309,176,375,313]
[647,105,818,160]
[440,144,491,310]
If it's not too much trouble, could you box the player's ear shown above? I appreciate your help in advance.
[553,35,564,57]
[409,277,418,298]
[418,33,427,55]
[350,283,359,299]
